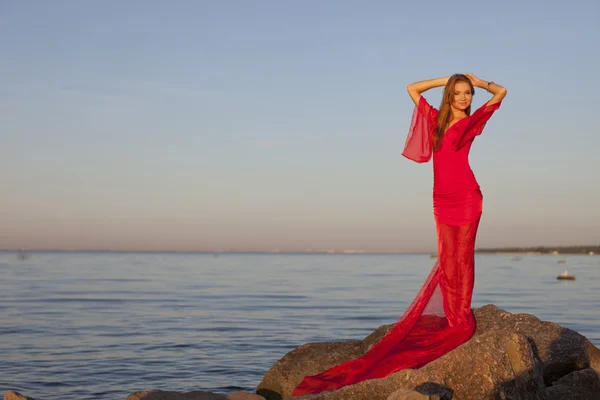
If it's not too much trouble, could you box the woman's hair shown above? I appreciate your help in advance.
[433,74,475,151]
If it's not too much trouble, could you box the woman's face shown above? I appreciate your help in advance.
[451,81,473,111]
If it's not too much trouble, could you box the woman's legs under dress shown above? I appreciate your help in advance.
[292,218,481,396]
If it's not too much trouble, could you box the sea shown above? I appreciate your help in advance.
[1,251,599,399]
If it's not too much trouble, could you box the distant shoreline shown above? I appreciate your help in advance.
[1,245,598,255]
[475,245,599,255]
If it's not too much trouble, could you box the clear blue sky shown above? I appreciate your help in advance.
[1,0,599,252]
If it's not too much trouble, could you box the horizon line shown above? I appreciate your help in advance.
[3,244,599,255]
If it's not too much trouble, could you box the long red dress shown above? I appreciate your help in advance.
[292,96,502,396]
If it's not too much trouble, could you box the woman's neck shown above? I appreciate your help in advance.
[450,108,467,120]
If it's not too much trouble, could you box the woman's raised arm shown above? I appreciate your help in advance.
[406,77,450,106]
[465,73,507,105]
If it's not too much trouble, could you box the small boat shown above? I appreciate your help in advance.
[558,259,566,264]
[510,256,522,261]
[556,270,575,280]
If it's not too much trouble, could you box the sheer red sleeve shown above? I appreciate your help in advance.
[402,96,438,163]
[453,100,502,151]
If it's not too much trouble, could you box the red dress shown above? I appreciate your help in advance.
[292,97,502,396]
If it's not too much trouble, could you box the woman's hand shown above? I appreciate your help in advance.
[466,73,507,105]
[465,73,486,88]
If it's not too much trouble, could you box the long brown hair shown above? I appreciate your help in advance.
[433,74,475,151]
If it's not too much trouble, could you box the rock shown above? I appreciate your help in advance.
[255,389,282,400]
[386,388,439,400]
[474,304,600,385]
[546,368,600,399]
[226,393,266,400]
[126,390,227,400]
[287,332,544,400]
[4,391,35,400]
[258,305,600,399]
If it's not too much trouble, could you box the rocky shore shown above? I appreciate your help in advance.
[5,305,600,399]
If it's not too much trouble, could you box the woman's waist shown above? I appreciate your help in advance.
[433,184,481,196]
[433,173,479,189]
[434,167,476,182]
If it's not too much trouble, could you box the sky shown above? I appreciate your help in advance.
[1,0,599,252]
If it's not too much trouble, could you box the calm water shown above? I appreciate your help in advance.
[1,251,599,399]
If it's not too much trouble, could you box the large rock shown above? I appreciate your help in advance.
[473,304,600,385]
[259,331,545,400]
[257,305,600,399]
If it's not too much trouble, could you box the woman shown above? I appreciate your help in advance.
[293,74,507,396]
